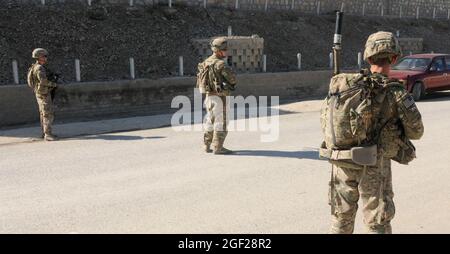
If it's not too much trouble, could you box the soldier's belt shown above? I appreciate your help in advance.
[320,145,377,166]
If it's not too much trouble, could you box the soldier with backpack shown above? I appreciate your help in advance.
[27,48,58,141]
[319,31,424,233]
[196,37,237,154]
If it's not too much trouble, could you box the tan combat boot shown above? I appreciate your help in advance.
[44,133,58,141]
[203,131,214,153]
[213,131,233,155]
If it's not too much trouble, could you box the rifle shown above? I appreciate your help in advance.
[328,11,343,212]
[332,11,344,76]
[222,82,235,91]
[45,67,66,101]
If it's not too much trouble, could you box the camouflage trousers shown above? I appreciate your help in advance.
[328,157,395,234]
[35,93,54,135]
[204,95,229,148]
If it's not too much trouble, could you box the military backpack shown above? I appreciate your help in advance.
[320,72,417,166]
[196,59,219,94]
[320,72,389,166]
[27,64,37,90]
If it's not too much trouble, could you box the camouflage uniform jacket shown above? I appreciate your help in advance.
[203,54,237,96]
[27,62,57,95]
[369,72,424,141]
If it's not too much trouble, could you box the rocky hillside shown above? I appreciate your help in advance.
[1,2,450,85]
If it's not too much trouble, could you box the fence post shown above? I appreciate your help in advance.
[357,52,362,70]
[340,2,344,12]
[75,59,81,82]
[169,0,172,8]
[179,56,184,76]
[362,3,365,16]
[297,53,302,71]
[316,1,320,15]
[265,0,268,12]
[329,52,333,69]
[129,57,135,79]
[409,51,412,56]
[396,30,400,37]
[381,5,384,16]
[235,0,239,10]
[291,0,295,10]
[416,7,419,19]
[12,60,19,85]
[448,9,450,20]
[129,0,134,7]
[41,0,45,5]
[88,0,92,6]
[228,26,232,37]
[399,5,402,18]
[262,55,267,72]
[433,8,436,19]
[203,0,207,9]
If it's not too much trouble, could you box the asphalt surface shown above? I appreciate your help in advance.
[1,94,449,233]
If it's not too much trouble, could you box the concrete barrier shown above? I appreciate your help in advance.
[0,70,333,128]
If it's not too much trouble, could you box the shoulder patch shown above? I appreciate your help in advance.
[402,95,416,109]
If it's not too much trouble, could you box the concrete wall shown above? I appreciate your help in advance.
[0,70,332,127]
[10,0,450,18]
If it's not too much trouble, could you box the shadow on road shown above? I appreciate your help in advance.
[234,149,322,160]
[79,135,167,141]
[421,91,450,102]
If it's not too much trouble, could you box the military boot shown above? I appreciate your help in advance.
[203,131,214,153]
[44,133,58,141]
[213,131,233,155]
[367,224,392,234]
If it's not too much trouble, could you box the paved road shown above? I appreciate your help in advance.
[1,95,449,233]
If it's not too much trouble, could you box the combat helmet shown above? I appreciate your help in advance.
[32,48,49,59]
[364,31,401,62]
[211,37,228,52]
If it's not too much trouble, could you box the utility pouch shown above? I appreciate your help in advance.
[350,145,377,166]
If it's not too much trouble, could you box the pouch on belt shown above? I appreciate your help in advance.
[350,145,377,166]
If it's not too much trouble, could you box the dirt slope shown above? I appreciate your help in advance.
[1,2,449,84]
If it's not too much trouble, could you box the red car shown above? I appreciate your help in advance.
[389,54,450,100]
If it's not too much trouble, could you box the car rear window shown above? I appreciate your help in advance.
[431,58,446,71]
[392,58,431,71]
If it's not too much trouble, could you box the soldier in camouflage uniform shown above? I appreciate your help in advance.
[320,32,424,233]
[202,37,237,154]
[27,48,58,141]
